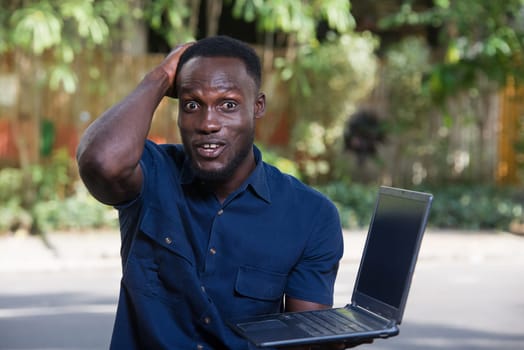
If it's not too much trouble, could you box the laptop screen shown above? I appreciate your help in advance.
[355,189,430,310]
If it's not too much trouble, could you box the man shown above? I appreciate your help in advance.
[77,36,351,349]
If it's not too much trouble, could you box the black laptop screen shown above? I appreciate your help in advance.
[356,192,427,308]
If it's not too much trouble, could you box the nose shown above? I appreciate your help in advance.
[197,108,221,134]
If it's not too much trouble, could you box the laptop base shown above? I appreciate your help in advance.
[229,305,399,348]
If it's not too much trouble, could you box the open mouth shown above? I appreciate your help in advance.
[196,142,225,159]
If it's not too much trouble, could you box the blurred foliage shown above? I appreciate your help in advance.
[144,0,194,45]
[0,0,127,93]
[31,183,117,233]
[374,1,521,185]
[317,182,524,231]
[282,32,379,184]
[382,37,432,133]
[379,0,524,102]
[0,0,195,93]
[0,149,116,234]
[285,32,379,126]
[0,149,70,205]
[230,0,354,43]
[377,37,438,186]
[317,182,378,229]
[424,184,523,230]
[377,1,524,188]
[257,144,302,179]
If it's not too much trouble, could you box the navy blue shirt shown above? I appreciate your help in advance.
[110,140,344,349]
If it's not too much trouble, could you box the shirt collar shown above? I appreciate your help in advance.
[248,145,271,203]
[179,145,271,203]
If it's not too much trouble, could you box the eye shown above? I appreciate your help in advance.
[183,101,199,112]
[220,100,238,111]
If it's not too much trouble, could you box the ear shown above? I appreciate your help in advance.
[254,92,266,119]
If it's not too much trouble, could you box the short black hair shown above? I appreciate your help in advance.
[175,36,262,92]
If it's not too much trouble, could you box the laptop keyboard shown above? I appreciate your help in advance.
[294,309,371,336]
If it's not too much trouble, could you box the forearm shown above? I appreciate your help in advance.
[79,67,169,161]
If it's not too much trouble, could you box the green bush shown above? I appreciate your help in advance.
[257,144,302,179]
[0,149,117,234]
[0,167,31,232]
[317,182,377,229]
[424,184,523,230]
[316,182,523,231]
[32,183,118,232]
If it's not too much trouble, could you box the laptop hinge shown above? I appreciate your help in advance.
[352,303,392,324]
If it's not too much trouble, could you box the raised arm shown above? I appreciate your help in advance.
[76,44,192,205]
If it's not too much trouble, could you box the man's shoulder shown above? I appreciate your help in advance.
[262,162,333,204]
[143,140,186,166]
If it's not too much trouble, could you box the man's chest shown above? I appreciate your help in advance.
[183,194,306,274]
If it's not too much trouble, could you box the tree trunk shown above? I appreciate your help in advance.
[206,0,222,37]
[189,0,202,36]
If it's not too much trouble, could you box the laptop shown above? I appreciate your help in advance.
[229,186,433,348]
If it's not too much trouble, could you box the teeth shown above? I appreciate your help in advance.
[202,144,219,149]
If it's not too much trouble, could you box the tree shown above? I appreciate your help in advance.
[375,0,524,184]
[379,0,524,101]
[0,1,126,233]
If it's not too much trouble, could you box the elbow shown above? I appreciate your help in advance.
[77,146,115,183]
[77,139,137,181]
[76,146,139,205]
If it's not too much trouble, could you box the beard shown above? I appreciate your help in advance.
[189,132,254,183]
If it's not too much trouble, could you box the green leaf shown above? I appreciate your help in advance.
[49,64,78,93]
[11,4,63,55]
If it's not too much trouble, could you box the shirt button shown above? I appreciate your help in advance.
[204,316,211,325]
[209,248,217,255]
[164,237,173,244]
[201,285,206,293]
[197,345,204,350]
[217,209,224,215]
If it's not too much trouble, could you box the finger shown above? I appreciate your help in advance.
[161,42,195,84]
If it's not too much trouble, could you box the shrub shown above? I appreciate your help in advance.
[425,184,523,230]
[316,182,523,231]
[0,149,117,234]
[317,182,377,229]
[257,144,302,179]
[32,183,118,232]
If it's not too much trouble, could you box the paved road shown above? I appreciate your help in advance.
[0,229,523,349]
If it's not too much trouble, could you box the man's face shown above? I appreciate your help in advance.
[176,56,265,183]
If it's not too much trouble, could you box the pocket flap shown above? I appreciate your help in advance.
[235,266,286,301]
[139,207,194,264]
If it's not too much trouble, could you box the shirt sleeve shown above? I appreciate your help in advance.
[114,140,170,266]
[284,197,344,306]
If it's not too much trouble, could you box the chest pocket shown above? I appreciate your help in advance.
[123,206,198,307]
[139,206,195,264]
[235,265,287,301]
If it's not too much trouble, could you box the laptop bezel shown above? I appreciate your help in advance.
[351,186,433,325]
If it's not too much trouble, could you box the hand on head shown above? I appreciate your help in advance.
[159,42,194,98]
